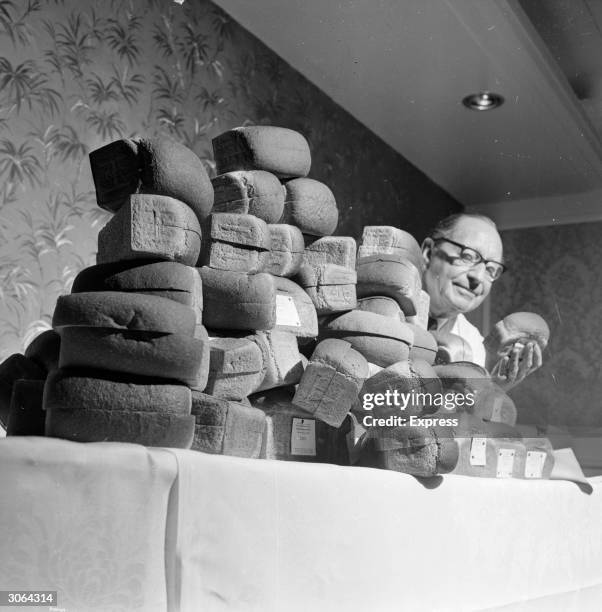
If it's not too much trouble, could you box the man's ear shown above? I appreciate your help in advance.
[421,237,434,267]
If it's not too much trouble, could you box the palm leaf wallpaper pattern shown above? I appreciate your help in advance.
[0,0,457,366]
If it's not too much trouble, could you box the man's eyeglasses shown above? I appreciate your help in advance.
[430,236,507,282]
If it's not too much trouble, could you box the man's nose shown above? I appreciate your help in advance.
[466,262,487,284]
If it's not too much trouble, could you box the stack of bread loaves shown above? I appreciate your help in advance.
[37,138,214,447]
[0,126,554,480]
[209,126,355,462]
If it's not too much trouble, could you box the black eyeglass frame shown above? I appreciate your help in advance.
[430,236,507,281]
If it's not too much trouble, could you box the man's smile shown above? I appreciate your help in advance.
[452,282,479,298]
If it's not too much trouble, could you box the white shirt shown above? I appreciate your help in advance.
[431,313,486,367]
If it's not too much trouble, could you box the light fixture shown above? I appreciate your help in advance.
[462,91,504,111]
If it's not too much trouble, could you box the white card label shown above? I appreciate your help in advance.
[525,451,546,479]
[490,397,503,422]
[291,418,316,456]
[367,362,383,377]
[470,437,487,466]
[496,448,515,478]
[276,294,301,327]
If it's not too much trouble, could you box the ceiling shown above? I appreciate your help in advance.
[212,0,602,229]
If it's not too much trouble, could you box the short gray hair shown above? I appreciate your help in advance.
[429,213,498,238]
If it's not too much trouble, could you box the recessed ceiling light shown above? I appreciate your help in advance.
[462,92,504,111]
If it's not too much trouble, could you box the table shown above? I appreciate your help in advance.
[1,437,601,611]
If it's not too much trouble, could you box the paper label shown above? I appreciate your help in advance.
[470,437,487,466]
[367,362,384,377]
[496,448,515,478]
[276,294,301,327]
[291,418,316,456]
[525,451,546,479]
[490,397,503,422]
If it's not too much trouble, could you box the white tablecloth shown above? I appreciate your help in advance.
[1,437,601,612]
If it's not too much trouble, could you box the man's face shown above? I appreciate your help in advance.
[422,217,503,318]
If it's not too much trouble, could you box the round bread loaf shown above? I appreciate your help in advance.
[43,368,192,416]
[71,260,197,305]
[138,137,214,222]
[356,296,405,320]
[431,330,473,364]
[200,267,276,331]
[6,379,45,436]
[211,170,285,223]
[0,354,46,428]
[58,327,209,388]
[485,312,550,354]
[24,330,61,372]
[212,126,311,178]
[281,178,338,237]
[320,310,414,367]
[46,408,195,448]
[53,292,196,335]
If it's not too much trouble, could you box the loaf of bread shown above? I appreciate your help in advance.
[356,255,422,317]
[200,267,276,331]
[43,368,192,415]
[251,387,350,464]
[211,170,284,223]
[484,312,550,371]
[191,391,266,458]
[0,354,46,428]
[406,324,438,365]
[472,384,518,426]
[266,224,305,277]
[97,194,202,266]
[273,276,319,337]
[46,407,195,447]
[356,296,404,320]
[24,330,61,373]
[71,260,197,305]
[406,289,430,329]
[58,327,209,388]
[200,213,270,273]
[213,126,311,178]
[53,292,196,336]
[358,226,423,272]
[295,264,357,315]
[353,358,441,420]
[204,337,264,400]
[359,425,459,477]
[431,330,473,364]
[302,236,356,268]
[246,330,306,392]
[293,339,368,427]
[6,380,45,436]
[89,137,214,222]
[281,178,338,237]
[320,310,414,367]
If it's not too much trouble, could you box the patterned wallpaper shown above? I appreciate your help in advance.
[490,221,602,428]
[0,0,458,361]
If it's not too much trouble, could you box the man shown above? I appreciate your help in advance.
[421,213,541,390]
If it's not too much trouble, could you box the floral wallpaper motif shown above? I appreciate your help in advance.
[491,222,602,427]
[0,0,458,362]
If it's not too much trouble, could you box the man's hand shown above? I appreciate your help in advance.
[490,341,543,391]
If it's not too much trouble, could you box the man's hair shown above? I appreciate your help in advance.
[428,213,498,238]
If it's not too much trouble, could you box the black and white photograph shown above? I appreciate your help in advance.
[1,1,601,610]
